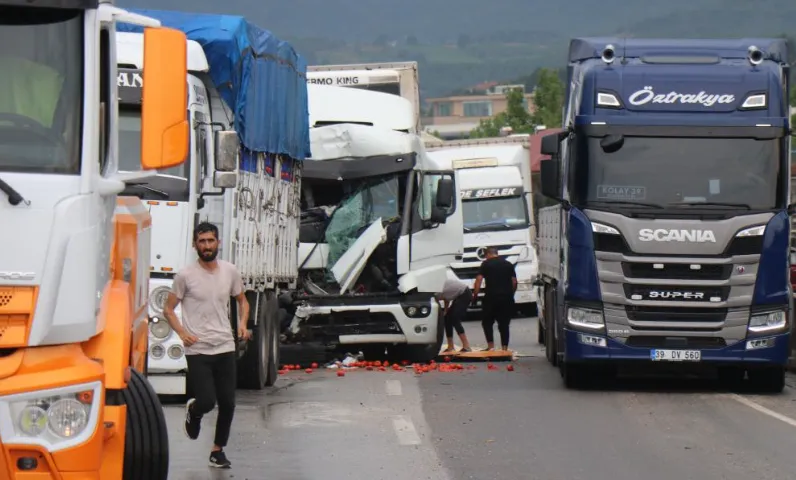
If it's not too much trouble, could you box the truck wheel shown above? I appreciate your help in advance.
[237,292,268,390]
[264,292,280,387]
[122,369,169,480]
[537,318,545,344]
[560,362,588,390]
[747,367,786,393]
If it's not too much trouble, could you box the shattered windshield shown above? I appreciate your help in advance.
[324,176,400,278]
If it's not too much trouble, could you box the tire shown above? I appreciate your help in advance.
[717,367,745,391]
[537,318,545,344]
[747,367,786,394]
[237,292,268,390]
[560,361,588,390]
[264,292,280,387]
[122,369,169,480]
[520,303,539,318]
[544,289,558,366]
[399,309,443,364]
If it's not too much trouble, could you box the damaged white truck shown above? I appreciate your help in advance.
[284,105,463,362]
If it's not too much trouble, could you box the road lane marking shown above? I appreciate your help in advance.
[729,394,796,428]
[392,415,421,445]
[385,379,402,396]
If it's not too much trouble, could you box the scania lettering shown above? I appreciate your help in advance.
[536,38,794,392]
[0,0,189,476]
[118,10,310,396]
[638,228,717,242]
[307,62,421,133]
[426,137,538,316]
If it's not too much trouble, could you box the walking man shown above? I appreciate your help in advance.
[472,246,517,351]
[438,270,473,353]
[164,222,251,469]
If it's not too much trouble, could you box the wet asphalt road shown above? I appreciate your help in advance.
[163,317,796,480]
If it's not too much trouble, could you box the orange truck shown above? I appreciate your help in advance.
[0,0,188,478]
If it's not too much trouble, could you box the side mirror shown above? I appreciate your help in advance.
[430,207,448,224]
[435,177,454,209]
[213,171,237,189]
[140,27,188,170]
[214,130,239,172]
[540,133,561,156]
[540,159,561,200]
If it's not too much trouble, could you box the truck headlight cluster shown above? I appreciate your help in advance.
[149,286,171,314]
[567,307,604,330]
[402,304,431,318]
[0,381,101,452]
[149,317,172,339]
[748,310,787,333]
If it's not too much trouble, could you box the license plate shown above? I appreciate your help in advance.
[650,349,701,362]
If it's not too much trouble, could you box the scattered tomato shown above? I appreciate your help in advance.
[305,368,313,374]
[337,370,345,377]
[506,364,515,372]
[311,362,319,369]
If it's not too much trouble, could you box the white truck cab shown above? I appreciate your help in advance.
[427,139,538,316]
[115,32,215,394]
[289,86,463,362]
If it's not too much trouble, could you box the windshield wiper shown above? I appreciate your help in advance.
[588,200,663,209]
[0,176,29,206]
[125,181,169,199]
[668,201,751,210]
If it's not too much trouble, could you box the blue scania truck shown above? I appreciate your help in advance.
[536,37,794,392]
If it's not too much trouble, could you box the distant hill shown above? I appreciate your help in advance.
[117,0,796,100]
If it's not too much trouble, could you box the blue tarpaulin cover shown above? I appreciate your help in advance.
[117,9,311,161]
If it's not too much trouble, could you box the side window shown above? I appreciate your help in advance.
[99,27,111,172]
[418,172,455,221]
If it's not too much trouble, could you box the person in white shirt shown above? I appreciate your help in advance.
[438,271,473,353]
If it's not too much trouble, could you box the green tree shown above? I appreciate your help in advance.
[469,88,534,138]
[530,68,564,128]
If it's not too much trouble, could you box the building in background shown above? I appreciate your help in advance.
[422,83,535,139]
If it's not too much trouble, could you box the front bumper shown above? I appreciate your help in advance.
[289,296,439,346]
[0,345,106,478]
[563,329,791,366]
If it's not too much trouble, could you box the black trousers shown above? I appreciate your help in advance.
[482,295,514,347]
[186,352,237,448]
[445,288,471,337]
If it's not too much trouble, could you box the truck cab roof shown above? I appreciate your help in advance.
[569,37,790,127]
[116,31,209,72]
[308,85,414,132]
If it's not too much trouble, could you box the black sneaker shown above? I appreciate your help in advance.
[209,450,231,469]
[183,398,200,440]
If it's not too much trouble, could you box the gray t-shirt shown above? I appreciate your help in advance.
[439,271,468,302]
[172,260,243,355]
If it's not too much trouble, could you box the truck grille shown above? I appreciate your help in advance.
[625,306,727,323]
[622,262,731,281]
[625,336,727,349]
[622,284,729,302]
[593,232,763,256]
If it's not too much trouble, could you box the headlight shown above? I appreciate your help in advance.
[149,318,172,339]
[748,310,787,333]
[150,343,166,359]
[149,286,171,314]
[168,344,185,359]
[401,303,432,318]
[0,381,101,452]
[567,307,604,330]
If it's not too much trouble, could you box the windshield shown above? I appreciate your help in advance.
[575,135,782,210]
[0,7,82,174]
[119,108,188,177]
[463,196,529,232]
[324,176,400,276]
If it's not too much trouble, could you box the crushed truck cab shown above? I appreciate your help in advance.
[0,0,188,477]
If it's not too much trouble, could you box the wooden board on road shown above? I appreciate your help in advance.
[436,348,514,362]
